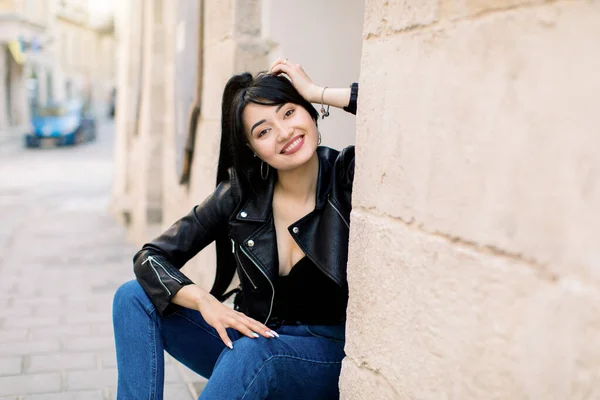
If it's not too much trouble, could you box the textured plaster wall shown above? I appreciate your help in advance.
[125,0,166,242]
[111,0,148,241]
[0,48,7,130]
[340,0,600,399]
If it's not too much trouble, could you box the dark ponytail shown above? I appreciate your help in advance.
[216,73,253,186]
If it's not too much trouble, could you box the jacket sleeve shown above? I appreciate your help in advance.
[335,145,356,209]
[342,83,359,115]
[341,146,355,185]
[133,180,238,316]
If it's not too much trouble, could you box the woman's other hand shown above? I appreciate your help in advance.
[269,58,322,103]
[173,284,278,349]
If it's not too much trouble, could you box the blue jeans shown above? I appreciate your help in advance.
[112,280,346,399]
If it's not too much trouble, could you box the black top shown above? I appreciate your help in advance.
[270,257,348,326]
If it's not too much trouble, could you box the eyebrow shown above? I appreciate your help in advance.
[250,119,266,135]
[250,104,287,136]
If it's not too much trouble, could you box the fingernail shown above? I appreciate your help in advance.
[270,330,280,338]
[265,331,275,338]
[252,332,260,338]
[227,341,233,349]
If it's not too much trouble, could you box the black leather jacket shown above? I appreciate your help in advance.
[133,84,358,325]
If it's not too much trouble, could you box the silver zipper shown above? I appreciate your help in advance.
[328,197,350,229]
[148,255,183,284]
[231,238,258,289]
[235,250,258,290]
[239,245,274,325]
[143,257,172,296]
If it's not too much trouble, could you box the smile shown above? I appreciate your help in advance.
[280,135,305,155]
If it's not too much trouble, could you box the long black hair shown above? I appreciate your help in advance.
[216,72,319,186]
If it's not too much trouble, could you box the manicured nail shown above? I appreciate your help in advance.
[270,330,280,338]
[252,332,260,338]
[265,331,275,338]
[227,341,233,349]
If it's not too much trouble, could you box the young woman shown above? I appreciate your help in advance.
[113,59,359,399]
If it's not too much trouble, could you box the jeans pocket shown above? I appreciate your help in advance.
[305,324,346,342]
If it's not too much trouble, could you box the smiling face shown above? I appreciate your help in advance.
[243,102,319,171]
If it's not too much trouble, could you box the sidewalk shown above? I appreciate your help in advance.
[0,120,206,399]
[0,124,26,153]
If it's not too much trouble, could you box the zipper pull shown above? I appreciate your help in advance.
[230,238,235,254]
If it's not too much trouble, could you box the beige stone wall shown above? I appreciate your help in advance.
[111,0,165,243]
[340,0,600,398]
[110,0,131,225]
[0,46,7,129]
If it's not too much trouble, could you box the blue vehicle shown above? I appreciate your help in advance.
[25,100,96,148]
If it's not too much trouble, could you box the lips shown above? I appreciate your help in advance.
[280,135,305,155]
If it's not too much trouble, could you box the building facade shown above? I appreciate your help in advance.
[55,0,116,117]
[0,0,116,132]
[0,0,54,130]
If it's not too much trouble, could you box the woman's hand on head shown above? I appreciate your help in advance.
[196,291,279,349]
[269,58,322,103]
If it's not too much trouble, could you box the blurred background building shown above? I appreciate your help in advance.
[0,0,116,132]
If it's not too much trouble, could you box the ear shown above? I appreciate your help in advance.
[246,143,258,158]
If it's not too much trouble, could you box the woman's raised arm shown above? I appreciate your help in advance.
[269,58,356,112]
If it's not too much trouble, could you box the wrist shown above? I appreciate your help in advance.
[191,286,211,310]
[310,85,324,104]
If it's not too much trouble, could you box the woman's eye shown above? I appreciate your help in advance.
[285,109,295,117]
[257,129,269,138]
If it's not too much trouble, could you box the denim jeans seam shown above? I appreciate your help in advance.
[144,302,156,316]
[240,355,343,400]
[134,282,157,316]
[149,312,157,400]
[173,311,223,342]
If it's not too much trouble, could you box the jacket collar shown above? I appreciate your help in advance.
[235,147,337,223]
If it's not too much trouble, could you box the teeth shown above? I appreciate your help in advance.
[283,137,302,153]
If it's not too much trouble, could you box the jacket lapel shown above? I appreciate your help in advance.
[231,147,339,282]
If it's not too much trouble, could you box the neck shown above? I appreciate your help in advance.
[275,152,319,203]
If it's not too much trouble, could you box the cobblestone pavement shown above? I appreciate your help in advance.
[0,121,205,399]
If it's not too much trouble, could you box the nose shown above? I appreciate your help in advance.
[278,124,294,142]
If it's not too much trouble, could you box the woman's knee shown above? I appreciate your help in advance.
[113,280,153,315]
[209,337,277,392]
[216,336,275,368]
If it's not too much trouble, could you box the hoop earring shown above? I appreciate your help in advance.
[318,132,322,145]
[261,161,269,180]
